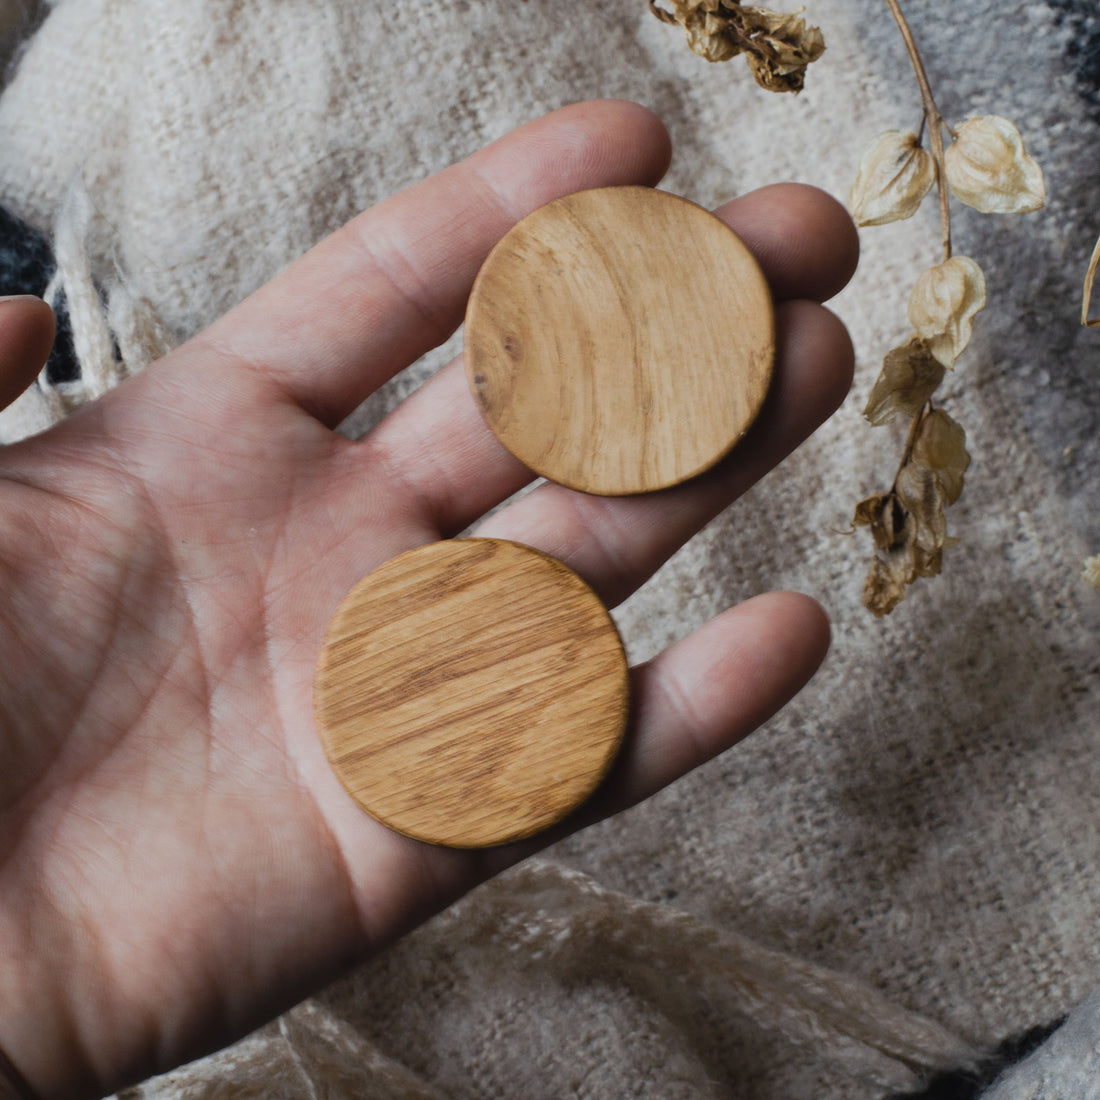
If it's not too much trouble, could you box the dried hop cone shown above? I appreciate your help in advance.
[740,5,825,93]
[650,0,824,92]
[650,0,742,62]
[855,409,970,617]
[1084,555,1100,590]
[850,131,936,227]
[908,256,987,368]
[944,115,1046,215]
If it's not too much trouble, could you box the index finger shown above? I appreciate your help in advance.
[183,100,673,427]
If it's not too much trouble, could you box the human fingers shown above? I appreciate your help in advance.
[475,300,853,607]
[472,591,831,878]
[0,296,54,412]
[182,100,671,427]
[713,183,859,303]
[593,592,830,814]
[365,184,857,537]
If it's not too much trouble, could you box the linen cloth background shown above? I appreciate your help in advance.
[0,0,1098,1096]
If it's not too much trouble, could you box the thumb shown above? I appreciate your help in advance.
[0,296,55,412]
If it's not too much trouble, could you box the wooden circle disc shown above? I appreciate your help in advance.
[464,185,775,496]
[313,539,630,848]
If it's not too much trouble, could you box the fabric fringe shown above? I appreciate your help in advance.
[129,1000,450,1100]
[128,859,987,1098]
[456,861,987,1093]
[33,177,170,426]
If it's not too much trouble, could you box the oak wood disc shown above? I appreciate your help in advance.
[313,539,630,848]
[464,185,776,496]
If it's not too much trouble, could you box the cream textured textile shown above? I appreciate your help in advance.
[1,1,1098,1096]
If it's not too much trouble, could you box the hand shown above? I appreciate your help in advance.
[0,100,856,1100]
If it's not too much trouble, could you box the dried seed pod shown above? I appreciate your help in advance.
[1083,232,1100,327]
[863,550,912,617]
[650,0,741,62]
[863,337,945,426]
[911,408,970,504]
[649,0,824,90]
[1083,555,1100,589]
[853,491,904,551]
[908,256,987,367]
[740,6,825,93]
[849,131,936,227]
[944,115,1046,215]
[862,537,947,615]
[896,462,947,557]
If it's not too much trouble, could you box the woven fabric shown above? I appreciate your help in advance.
[0,1,1098,1096]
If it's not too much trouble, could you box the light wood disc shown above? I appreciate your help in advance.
[313,539,630,848]
[464,185,775,496]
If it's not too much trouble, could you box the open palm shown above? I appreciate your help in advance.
[0,101,856,1100]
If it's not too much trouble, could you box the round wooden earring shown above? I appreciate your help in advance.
[313,539,630,849]
[464,185,776,496]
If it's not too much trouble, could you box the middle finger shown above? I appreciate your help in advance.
[360,184,857,587]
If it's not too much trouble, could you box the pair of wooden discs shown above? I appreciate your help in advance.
[314,186,775,848]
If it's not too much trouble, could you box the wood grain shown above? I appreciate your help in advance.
[313,539,630,848]
[464,185,775,496]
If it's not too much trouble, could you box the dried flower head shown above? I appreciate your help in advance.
[861,550,912,617]
[863,337,945,427]
[944,115,1046,214]
[649,0,824,92]
[839,2,1046,614]
[1084,555,1100,590]
[910,407,970,505]
[895,461,947,560]
[740,6,825,92]
[650,0,739,61]
[855,495,945,617]
[907,256,986,368]
[850,131,936,227]
[854,408,969,617]
[853,491,904,551]
[1083,232,1100,327]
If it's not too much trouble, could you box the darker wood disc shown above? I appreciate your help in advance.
[314,539,630,848]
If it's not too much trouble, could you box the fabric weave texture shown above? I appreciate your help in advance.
[0,1,1098,1097]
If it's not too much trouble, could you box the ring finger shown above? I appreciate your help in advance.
[361,186,857,600]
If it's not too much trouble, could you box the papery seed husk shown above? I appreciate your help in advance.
[911,408,970,504]
[911,543,945,579]
[1084,555,1100,589]
[853,491,905,551]
[908,256,987,367]
[895,462,947,555]
[863,551,911,617]
[650,0,742,61]
[649,0,824,89]
[1082,232,1100,327]
[741,6,825,93]
[852,492,888,531]
[863,338,946,426]
[850,131,936,227]
[944,115,1046,215]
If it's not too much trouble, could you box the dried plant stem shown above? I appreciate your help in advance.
[882,0,951,496]
[850,4,1042,613]
[884,0,952,261]
[891,399,928,490]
